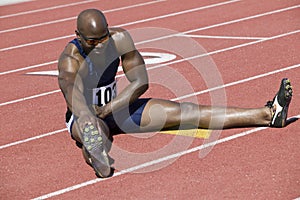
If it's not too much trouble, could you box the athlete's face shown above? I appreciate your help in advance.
[76,28,110,55]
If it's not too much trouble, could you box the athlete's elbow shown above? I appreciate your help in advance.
[136,82,149,96]
[142,83,149,93]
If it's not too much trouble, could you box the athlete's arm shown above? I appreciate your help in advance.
[96,28,149,118]
[58,45,96,128]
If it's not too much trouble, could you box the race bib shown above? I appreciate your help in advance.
[92,81,117,107]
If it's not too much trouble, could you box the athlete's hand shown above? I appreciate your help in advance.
[77,111,110,137]
[77,114,97,132]
[93,105,110,119]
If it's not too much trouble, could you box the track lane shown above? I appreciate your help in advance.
[1,0,161,29]
[2,112,298,199]
[1,31,299,146]
[1,64,299,148]
[0,0,89,16]
[1,0,299,199]
[0,37,246,102]
[1,2,299,71]
[0,0,229,48]
[1,31,298,105]
[53,123,299,200]
[3,0,298,51]
[196,8,300,37]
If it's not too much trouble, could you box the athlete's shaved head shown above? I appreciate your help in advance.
[77,9,108,35]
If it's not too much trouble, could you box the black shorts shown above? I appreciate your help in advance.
[65,98,151,135]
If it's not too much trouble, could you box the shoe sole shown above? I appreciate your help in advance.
[82,123,111,177]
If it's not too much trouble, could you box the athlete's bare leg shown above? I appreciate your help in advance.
[140,78,293,131]
[139,99,272,131]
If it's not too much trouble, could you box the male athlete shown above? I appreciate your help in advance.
[58,9,293,178]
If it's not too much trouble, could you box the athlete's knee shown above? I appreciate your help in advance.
[180,102,198,114]
[180,102,201,124]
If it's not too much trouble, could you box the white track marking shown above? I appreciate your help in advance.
[181,34,268,40]
[0,0,238,49]
[0,0,32,6]
[0,60,57,75]
[137,4,300,45]
[0,0,166,33]
[0,65,298,149]
[143,30,300,72]
[0,89,60,107]
[0,6,299,75]
[115,0,241,27]
[32,114,300,200]
[0,0,97,18]
[0,3,297,53]
[0,128,67,150]
[172,64,300,101]
[0,30,299,107]
[183,4,300,34]
[0,35,73,52]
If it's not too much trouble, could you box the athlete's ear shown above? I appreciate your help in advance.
[75,30,80,39]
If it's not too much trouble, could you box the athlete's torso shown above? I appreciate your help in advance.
[70,38,120,106]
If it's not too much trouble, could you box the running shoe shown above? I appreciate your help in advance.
[266,78,293,128]
[82,123,111,178]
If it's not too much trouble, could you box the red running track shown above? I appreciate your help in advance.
[0,0,299,199]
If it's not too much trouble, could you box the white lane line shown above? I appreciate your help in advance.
[181,34,268,40]
[0,30,299,107]
[0,2,297,53]
[143,30,300,72]
[32,114,300,200]
[141,29,300,75]
[0,60,58,75]
[183,4,300,34]
[0,35,73,52]
[0,5,299,75]
[116,0,241,27]
[137,4,300,45]
[0,0,166,34]
[0,128,67,150]
[0,89,61,107]
[0,0,97,18]
[0,64,298,149]
[0,0,238,50]
[172,64,300,101]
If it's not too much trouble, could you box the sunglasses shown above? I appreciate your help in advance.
[76,30,110,46]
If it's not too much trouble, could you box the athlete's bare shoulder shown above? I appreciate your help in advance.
[109,27,136,56]
[58,43,83,74]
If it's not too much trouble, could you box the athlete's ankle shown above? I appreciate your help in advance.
[262,107,273,125]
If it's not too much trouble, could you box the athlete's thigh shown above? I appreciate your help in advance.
[140,98,182,131]
[105,98,150,134]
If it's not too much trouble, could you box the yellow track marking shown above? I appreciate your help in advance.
[160,129,211,139]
